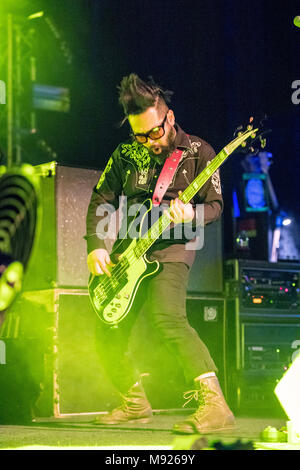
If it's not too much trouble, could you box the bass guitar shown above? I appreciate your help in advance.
[88,123,259,325]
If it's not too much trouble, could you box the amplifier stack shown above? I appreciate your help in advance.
[225,258,300,416]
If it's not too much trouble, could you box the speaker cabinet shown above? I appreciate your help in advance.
[23,163,100,291]
[0,289,120,418]
[186,296,227,396]
[187,219,223,295]
[0,338,44,423]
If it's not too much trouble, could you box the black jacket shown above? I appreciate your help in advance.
[85,124,223,267]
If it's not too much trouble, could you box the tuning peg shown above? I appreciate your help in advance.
[233,125,243,137]
[260,137,266,148]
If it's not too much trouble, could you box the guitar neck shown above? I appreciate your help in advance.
[133,128,257,259]
[133,149,228,259]
[180,148,228,204]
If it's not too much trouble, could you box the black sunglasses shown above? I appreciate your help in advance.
[132,113,168,144]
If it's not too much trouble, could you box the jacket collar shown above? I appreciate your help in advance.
[174,123,192,150]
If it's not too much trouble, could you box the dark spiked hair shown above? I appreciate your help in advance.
[118,74,173,122]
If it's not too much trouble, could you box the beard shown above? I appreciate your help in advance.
[148,127,177,161]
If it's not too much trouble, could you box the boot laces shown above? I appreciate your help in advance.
[118,393,136,413]
[119,387,146,413]
[182,389,202,408]
[182,383,215,409]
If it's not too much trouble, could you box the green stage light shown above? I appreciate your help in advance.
[0,164,39,313]
[0,261,23,311]
[275,355,300,437]
[0,80,5,104]
[27,11,44,20]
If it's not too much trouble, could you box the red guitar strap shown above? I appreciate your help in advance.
[152,149,183,206]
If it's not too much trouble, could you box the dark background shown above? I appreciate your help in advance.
[2,0,300,252]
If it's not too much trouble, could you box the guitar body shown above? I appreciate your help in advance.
[88,239,160,325]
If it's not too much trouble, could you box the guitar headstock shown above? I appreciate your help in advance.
[233,115,272,155]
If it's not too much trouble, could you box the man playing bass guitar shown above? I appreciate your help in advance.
[85,73,235,434]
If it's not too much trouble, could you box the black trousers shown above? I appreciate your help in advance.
[95,262,217,394]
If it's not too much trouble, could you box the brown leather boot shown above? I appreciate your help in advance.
[173,375,235,434]
[94,381,153,425]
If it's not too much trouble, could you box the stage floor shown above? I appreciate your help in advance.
[0,412,298,451]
